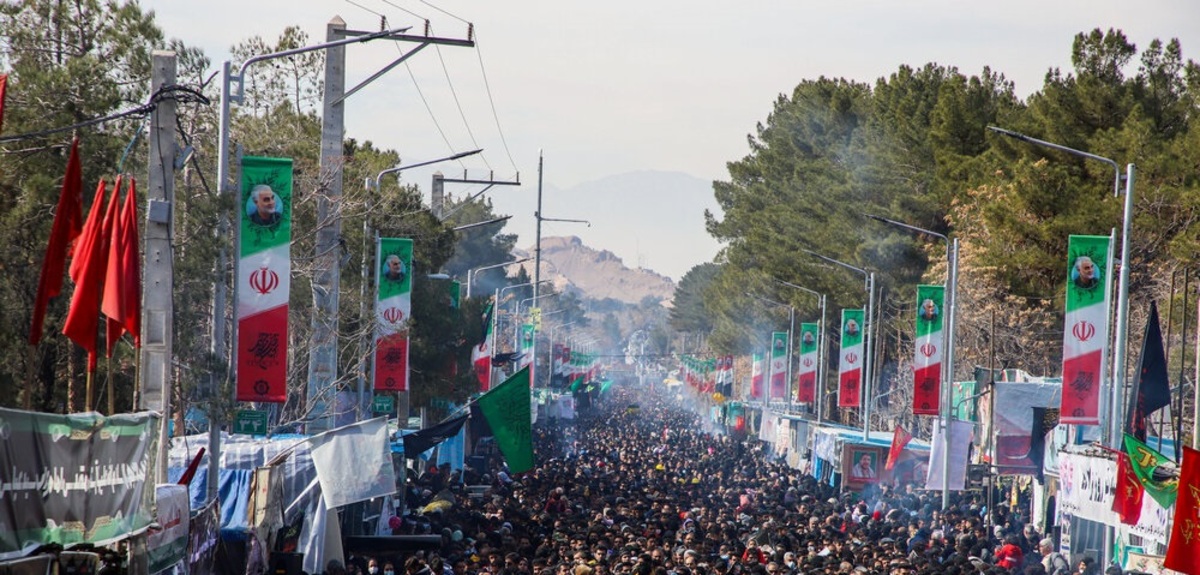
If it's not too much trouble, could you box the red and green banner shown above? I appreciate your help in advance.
[236,156,292,402]
[796,323,818,403]
[769,331,788,401]
[750,351,764,400]
[838,309,864,408]
[373,237,413,392]
[1061,235,1111,425]
[913,285,944,416]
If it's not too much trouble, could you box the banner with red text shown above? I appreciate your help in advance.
[373,238,413,392]
[236,157,292,402]
[838,309,864,408]
[913,285,944,415]
[1061,235,1111,425]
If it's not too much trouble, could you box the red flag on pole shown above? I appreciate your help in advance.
[0,74,8,134]
[885,425,912,471]
[70,177,117,283]
[102,180,125,357]
[1164,445,1200,573]
[64,178,120,370]
[29,138,84,346]
[1111,450,1144,525]
[102,177,140,351]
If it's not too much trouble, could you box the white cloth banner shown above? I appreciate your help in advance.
[1056,451,1169,545]
[148,484,190,574]
[924,419,972,491]
[309,417,396,508]
[760,413,778,444]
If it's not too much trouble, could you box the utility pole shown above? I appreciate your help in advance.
[530,151,588,388]
[143,50,177,484]
[306,20,476,432]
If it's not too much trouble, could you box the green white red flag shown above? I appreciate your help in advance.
[796,323,818,403]
[769,331,788,401]
[838,309,864,408]
[913,285,944,415]
[373,237,413,392]
[235,157,292,402]
[1061,235,1111,425]
[472,301,494,391]
[750,351,764,400]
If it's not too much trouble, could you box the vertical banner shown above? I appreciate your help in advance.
[796,323,818,403]
[750,351,764,400]
[519,323,535,369]
[236,156,292,402]
[769,331,788,401]
[1061,235,1111,425]
[913,285,945,415]
[838,309,864,408]
[373,238,413,391]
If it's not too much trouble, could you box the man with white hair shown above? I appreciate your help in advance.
[249,184,281,226]
[1039,538,1070,575]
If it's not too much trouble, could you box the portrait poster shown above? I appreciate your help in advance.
[1061,234,1112,425]
[844,445,884,485]
[913,285,944,416]
[236,156,293,402]
[374,237,413,391]
[796,323,818,403]
[769,331,788,401]
[838,309,864,408]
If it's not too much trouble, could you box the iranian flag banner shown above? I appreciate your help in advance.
[373,237,413,392]
[236,157,292,402]
[913,285,945,416]
[838,309,864,408]
[1061,234,1112,425]
[750,351,764,400]
[472,301,494,392]
[796,323,818,403]
[769,331,788,401]
[519,323,535,369]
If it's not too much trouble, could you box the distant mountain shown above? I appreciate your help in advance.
[513,236,675,305]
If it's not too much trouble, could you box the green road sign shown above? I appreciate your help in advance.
[372,394,395,414]
[234,409,269,436]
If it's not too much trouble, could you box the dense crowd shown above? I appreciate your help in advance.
[346,388,1107,575]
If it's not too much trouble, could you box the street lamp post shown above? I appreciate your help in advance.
[466,257,531,299]
[989,126,1134,449]
[802,249,876,442]
[746,293,796,409]
[774,279,827,421]
[865,214,958,509]
[494,279,552,377]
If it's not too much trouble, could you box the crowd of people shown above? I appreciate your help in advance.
[350,387,1119,575]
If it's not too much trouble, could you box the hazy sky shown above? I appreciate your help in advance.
[144,0,1200,280]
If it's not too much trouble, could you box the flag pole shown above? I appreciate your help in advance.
[106,355,114,415]
[85,361,94,412]
[23,345,35,409]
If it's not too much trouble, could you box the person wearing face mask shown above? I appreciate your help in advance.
[382,562,395,575]
[367,559,380,575]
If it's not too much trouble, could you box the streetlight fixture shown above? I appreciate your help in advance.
[745,292,796,410]
[801,249,876,441]
[466,257,531,299]
[865,213,958,509]
[774,279,827,421]
[988,126,1135,449]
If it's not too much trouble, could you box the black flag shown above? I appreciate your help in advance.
[1126,301,1171,442]
[1029,407,1060,484]
[402,413,468,457]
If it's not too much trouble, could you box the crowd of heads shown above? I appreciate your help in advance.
[345,389,1109,575]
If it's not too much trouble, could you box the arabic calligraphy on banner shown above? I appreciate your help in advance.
[1057,451,1169,545]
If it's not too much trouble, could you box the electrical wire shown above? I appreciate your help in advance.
[472,33,519,173]
[434,43,490,172]
[0,84,210,144]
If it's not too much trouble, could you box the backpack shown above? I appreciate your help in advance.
[1047,553,1070,575]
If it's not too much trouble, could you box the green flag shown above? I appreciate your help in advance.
[1123,433,1179,508]
[569,376,584,392]
[478,367,534,473]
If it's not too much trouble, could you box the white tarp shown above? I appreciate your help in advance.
[309,418,396,508]
[1057,450,1169,545]
[760,412,778,444]
[924,419,972,491]
[147,484,190,574]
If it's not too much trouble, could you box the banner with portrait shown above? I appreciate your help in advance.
[236,156,293,402]
[913,285,944,416]
[373,237,413,392]
[0,409,157,559]
[769,331,788,401]
[796,323,818,403]
[838,309,864,408]
[750,351,764,400]
[1061,234,1112,425]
